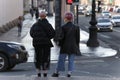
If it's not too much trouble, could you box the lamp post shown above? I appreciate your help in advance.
[31,0,34,8]
[87,0,99,47]
[54,0,62,41]
[98,0,101,13]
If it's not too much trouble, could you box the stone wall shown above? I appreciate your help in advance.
[0,0,23,34]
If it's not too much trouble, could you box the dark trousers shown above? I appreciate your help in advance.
[18,26,22,36]
[34,46,50,70]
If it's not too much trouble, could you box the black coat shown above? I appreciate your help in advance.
[30,19,55,47]
[59,22,80,55]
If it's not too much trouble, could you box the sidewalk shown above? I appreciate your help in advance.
[0,13,117,60]
[0,76,119,80]
[0,13,118,80]
[0,14,34,42]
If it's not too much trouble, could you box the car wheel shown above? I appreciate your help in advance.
[0,54,9,71]
[110,30,113,32]
[7,65,16,70]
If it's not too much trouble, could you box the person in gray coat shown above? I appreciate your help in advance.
[52,12,80,77]
[17,16,23,37]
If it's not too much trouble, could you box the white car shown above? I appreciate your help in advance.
[111,15,120,27]
[97,18,113,32]
[101,11,111,18]
[84,10,92,17]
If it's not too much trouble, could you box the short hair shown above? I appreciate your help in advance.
[64,12,74,21]
[39,11,46,18]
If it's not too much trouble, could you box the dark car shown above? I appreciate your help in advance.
[117,8,120,13]
[0,41,28,71]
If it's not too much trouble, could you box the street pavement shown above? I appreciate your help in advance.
[0,13,118,80]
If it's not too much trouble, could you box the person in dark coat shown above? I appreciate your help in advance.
[30,8,34,18]
[52,12,80,77]
[30,11,55,77]
[35,7,39,20]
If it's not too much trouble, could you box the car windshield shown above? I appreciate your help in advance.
[98,19,110,23]
[112,16,120,19]
[104,14,109,16]
[103,11,109,14]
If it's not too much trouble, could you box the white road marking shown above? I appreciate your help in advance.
[113,28,120,33]
[98,33,111,39]
[84,26,89,29]
[75,59,104,63]
[84,26,111,39]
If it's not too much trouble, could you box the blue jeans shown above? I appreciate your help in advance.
[56,54,75,72]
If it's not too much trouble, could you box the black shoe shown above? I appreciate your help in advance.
[37,73,41,77]
[43,73,47,77]
[52,73,59,77]
[67,74,71,77]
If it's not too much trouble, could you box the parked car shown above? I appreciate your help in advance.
[78,5,86,15]
[111,15,120,27]
[0,41,28,71]
[117,8,120,13]
[84,10,92,17]
[101,11,111,18]
[78,9,85,15]
[97,18,113,32]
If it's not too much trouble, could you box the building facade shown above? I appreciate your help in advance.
[80,0,120,6]
[0,0,23,32]
[114,0,120,6]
